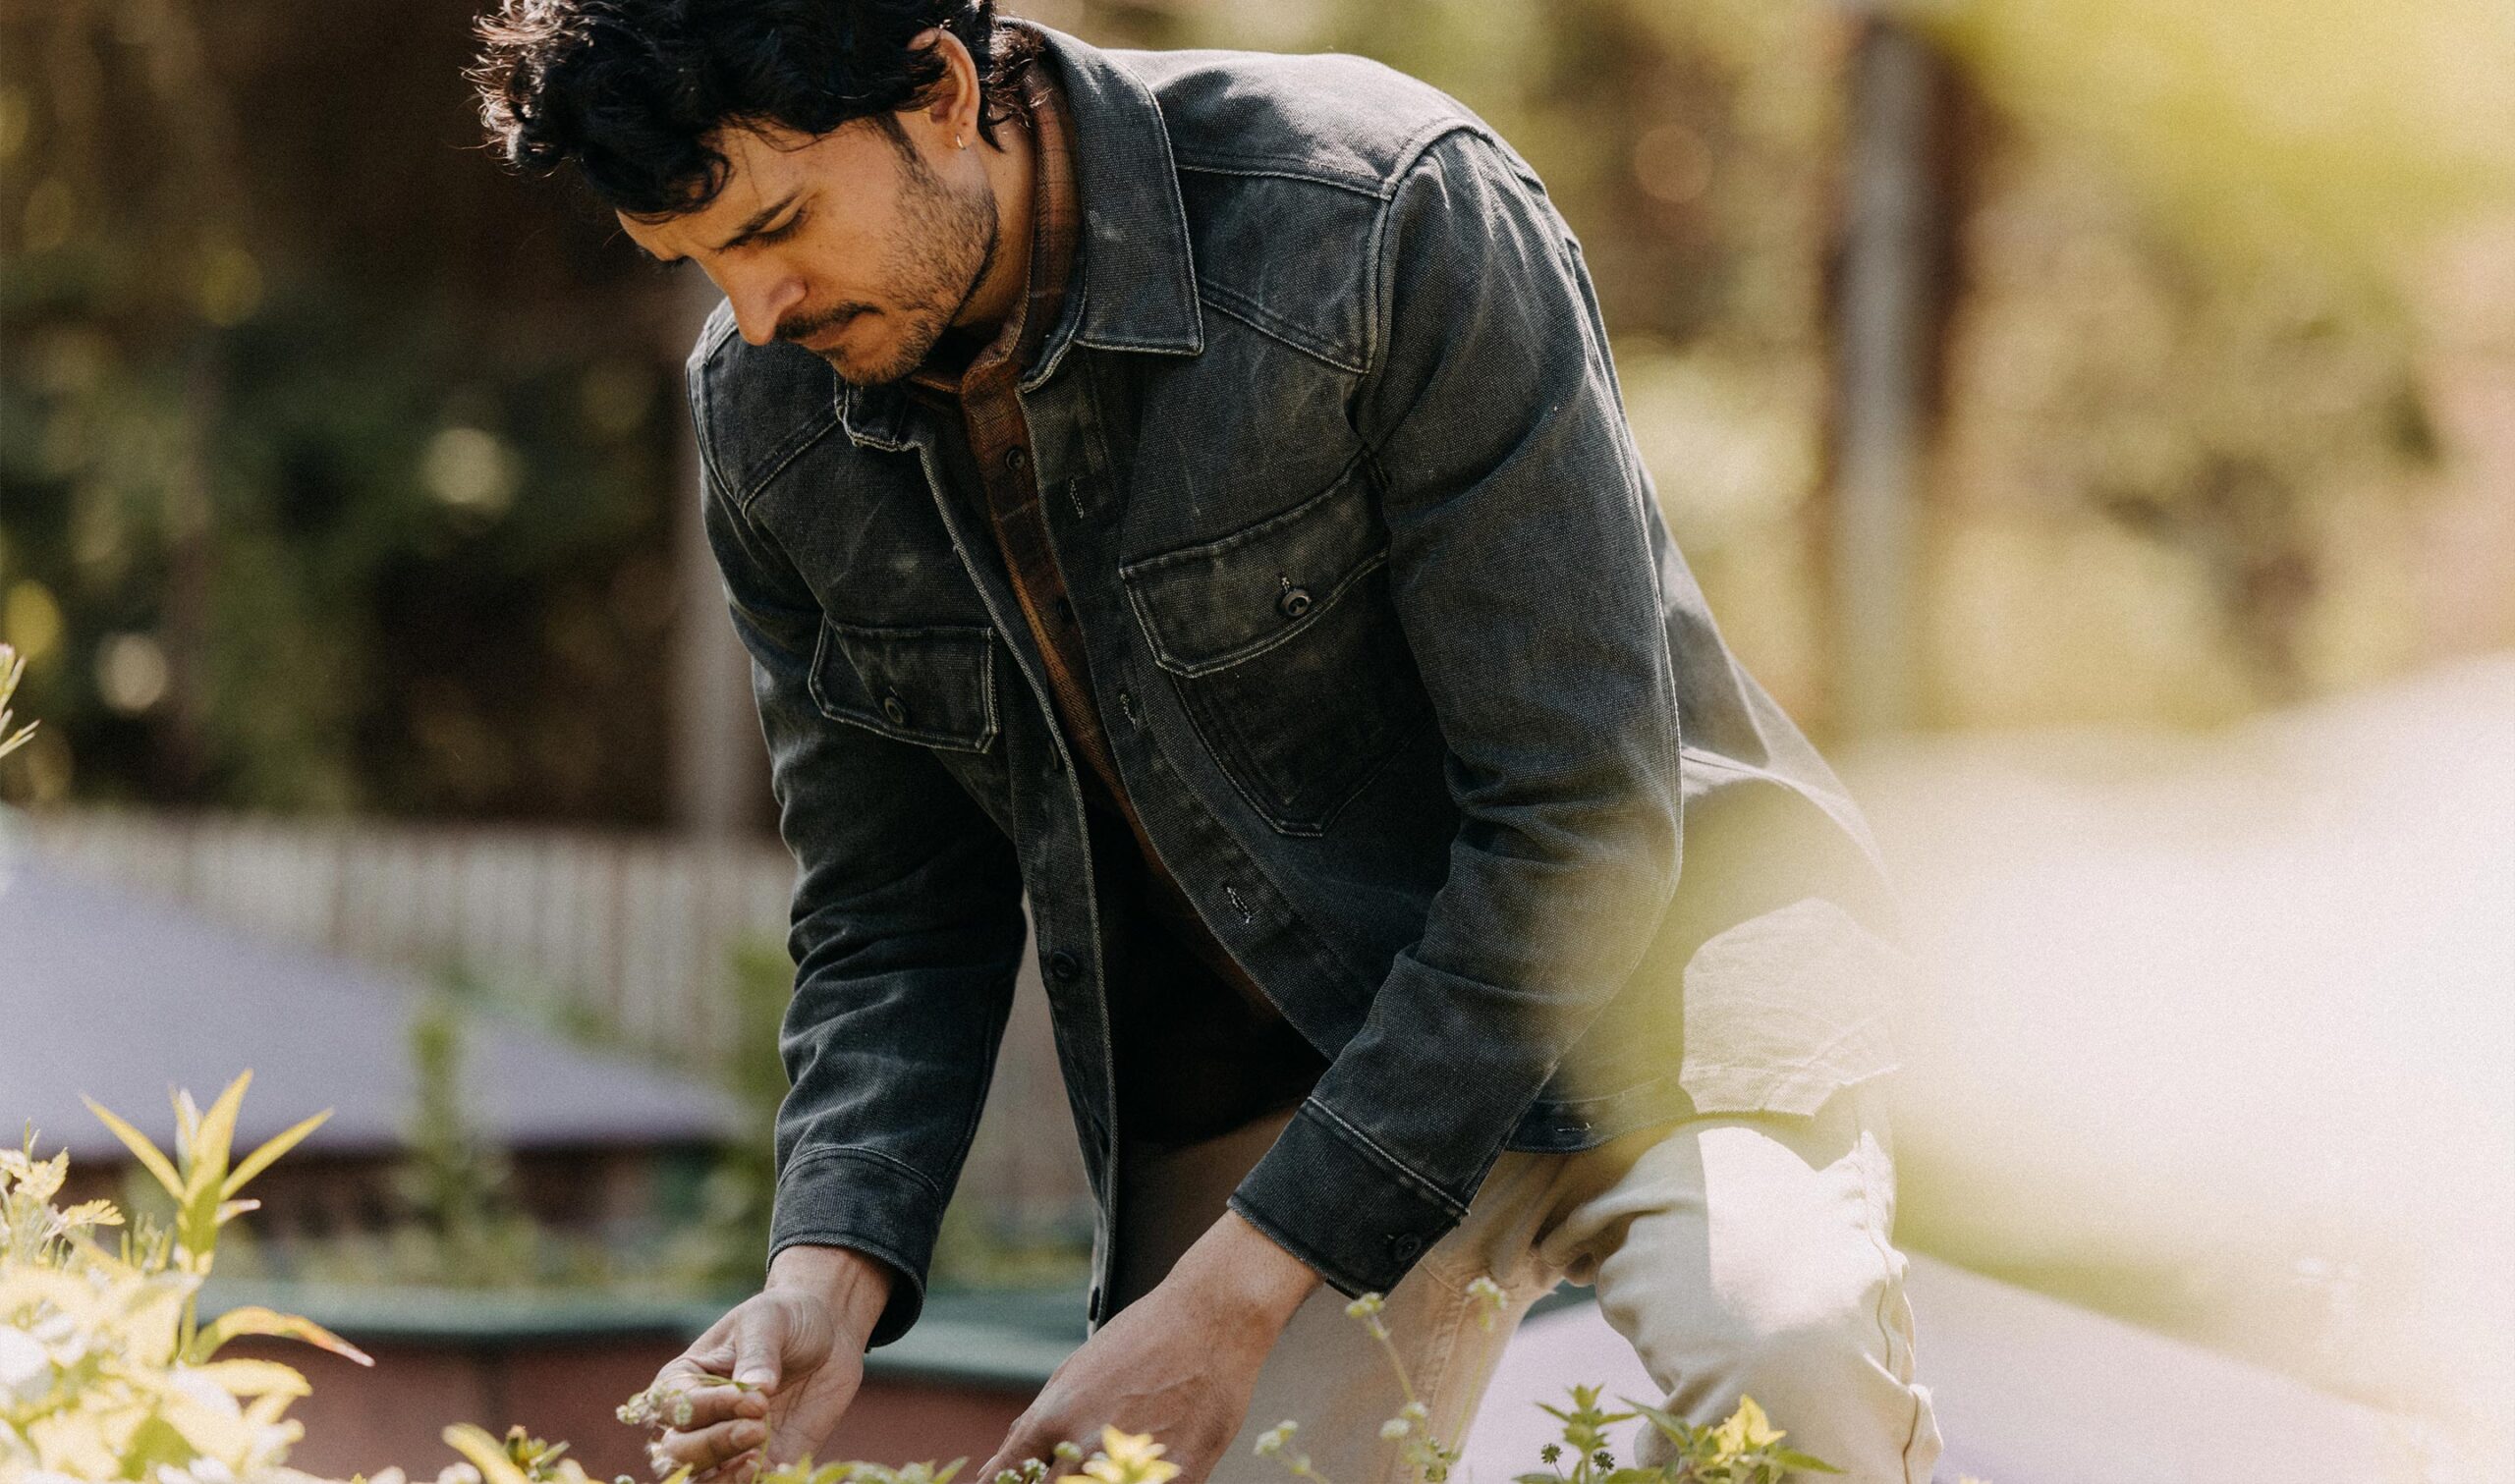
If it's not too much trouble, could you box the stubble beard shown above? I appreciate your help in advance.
[798,137,1000,389]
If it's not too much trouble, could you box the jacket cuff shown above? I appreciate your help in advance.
[767,1145,945,1348]
[1227,1097,1469,1297]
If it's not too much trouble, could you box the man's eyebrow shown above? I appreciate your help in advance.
[621,190,799,265]
[708,192,802,253]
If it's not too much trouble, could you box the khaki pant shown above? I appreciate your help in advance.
[1112,1078,1942,1484]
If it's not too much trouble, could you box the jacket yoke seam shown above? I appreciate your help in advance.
[1173,152,1391,198]
[1197,290,1369,375]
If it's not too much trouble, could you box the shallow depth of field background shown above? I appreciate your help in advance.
[3,0,2510,1477]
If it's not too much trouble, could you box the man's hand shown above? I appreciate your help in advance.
[978,1212,1320,1484]
[643,1246,895,1482]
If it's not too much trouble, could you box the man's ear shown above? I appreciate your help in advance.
[907,26,983,148]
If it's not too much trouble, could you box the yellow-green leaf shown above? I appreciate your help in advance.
[190,1303,375,1367]
[190,1356,313,1398]
[175,1086,203,1163]
[83,1096,184,1200]
[224,1108,332,1197]
[444,1423,535,1484]
[186,1072,254,1207]
[65,1194,120,1220]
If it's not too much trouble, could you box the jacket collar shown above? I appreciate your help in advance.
[840,25,1202,449]
[1035,25,1204,362]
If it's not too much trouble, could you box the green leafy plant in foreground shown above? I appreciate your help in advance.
[1249,1284,1840,1484]
[3,1072,368,1479]
[6,1055,1880,1483]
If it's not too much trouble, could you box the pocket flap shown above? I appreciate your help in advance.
[810,622,998,753]
[1677,897,1909,1117]
[1118,459,1385,678]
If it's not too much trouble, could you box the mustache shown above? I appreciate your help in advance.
[774,303,870,344]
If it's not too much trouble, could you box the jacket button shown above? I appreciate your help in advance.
[1388,1232,1424,1263]
[880,693,909,727]
[1047,950,1082,982]
[1276,584,1313,620]
[1003,446,1030,475]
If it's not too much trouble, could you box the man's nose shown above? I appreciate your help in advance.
[722,263,807,347]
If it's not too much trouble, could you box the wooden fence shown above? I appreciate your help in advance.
[22,808,1090,1222]
[28,809,795,1063]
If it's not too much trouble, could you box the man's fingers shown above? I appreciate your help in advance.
[655,1381,768,1433]
[978,1417,1081,1484]
[652,1415,769,1477]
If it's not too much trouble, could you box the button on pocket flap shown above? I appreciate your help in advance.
[810,621,999,753]
[1676,896,1910,1117]
[1118,459,1385,679]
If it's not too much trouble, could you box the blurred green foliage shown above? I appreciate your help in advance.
[1912,0,2515,288]
[1,0,686,817]
[5,0,2510,823]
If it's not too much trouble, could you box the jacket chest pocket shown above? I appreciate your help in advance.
[1118,461,1430,836]
[810,621,1000,754]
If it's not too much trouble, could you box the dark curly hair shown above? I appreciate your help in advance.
[471,0,1031,219]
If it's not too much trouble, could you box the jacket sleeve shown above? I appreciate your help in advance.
[1227,129,1686,1297]
[695,400,1028,1347]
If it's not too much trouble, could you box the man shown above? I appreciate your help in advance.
[473,4,1939,1481]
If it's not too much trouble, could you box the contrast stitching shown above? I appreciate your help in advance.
[1173,153,1389,198]
[1306,1098,1469,1218]
[1119,448,1374,576]
[779,1142,943,1199]
[1361,122,1494,377]
[1127,548,1385,679]
[810,624,1000,753]
[1197,290,1369,375]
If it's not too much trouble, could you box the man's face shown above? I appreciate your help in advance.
[619,117,997,387]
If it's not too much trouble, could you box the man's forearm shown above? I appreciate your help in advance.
[767,1244,897,1352]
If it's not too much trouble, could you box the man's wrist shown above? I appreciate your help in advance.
[1180,1210,1321,1335]
[767,1243,895,1347]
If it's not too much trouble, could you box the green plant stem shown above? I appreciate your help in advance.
[1369,1323,1419,1410]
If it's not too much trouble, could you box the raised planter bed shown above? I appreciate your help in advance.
[200,1280,1086,1479]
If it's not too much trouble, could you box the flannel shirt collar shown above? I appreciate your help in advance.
[839,24,1202,450]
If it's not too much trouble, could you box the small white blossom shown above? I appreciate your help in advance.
[0,1326,49,1403]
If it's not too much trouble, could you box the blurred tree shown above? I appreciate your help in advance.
[6,0,2507,826]
[1,0,692,819]
[1903,0,2509,723]
[1911,0,2515,289]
